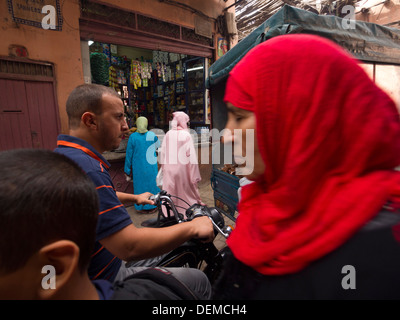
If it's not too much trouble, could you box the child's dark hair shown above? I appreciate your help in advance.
[0,149,99,274]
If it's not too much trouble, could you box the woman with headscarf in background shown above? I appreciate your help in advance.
[213,34,400,299]
[159,111,203,218]
[124,116,160,213]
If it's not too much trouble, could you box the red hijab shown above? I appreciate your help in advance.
[224,34,400,275]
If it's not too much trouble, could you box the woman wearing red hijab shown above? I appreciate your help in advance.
[213,34,400,299]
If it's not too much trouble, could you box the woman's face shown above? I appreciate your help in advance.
[223,103,265,180]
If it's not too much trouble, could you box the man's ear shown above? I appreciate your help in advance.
[81,111,98,130]
[37,240,80,300]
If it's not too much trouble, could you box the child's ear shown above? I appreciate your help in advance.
[37,240,80,300]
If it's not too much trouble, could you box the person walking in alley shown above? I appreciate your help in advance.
[158,111,203,219]
[124,116,160,214]
[55,84,213,299]
[213,34,400,299]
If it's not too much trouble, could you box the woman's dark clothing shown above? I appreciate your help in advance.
[213,210,400,300]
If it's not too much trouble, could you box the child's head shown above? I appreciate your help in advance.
[0,149,99,299]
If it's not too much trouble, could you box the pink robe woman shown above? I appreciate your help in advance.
[159,112,203,218]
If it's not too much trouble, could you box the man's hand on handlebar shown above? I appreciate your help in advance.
[147,191,223,242]
[189,216,214,243]
[134,192,155,205]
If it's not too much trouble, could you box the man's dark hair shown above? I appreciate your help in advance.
[0,149,99,274]
[66,83,121,129]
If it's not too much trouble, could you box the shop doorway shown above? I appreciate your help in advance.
[84,42,212,194]
[86,42,211,133]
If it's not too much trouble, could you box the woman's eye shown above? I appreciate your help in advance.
[227,111,244,125]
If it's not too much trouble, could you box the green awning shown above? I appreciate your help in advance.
[207,5,400,88]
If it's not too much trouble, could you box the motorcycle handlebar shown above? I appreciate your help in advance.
[149,190,232,238]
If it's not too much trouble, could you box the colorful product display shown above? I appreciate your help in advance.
[91,42,205,128]
[108,65,118,89]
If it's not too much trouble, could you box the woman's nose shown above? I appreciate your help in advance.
[221,126,234,144]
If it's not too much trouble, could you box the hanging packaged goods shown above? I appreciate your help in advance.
[89,41,211,132]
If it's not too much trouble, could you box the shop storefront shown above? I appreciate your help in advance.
[85,41,213,193]
[80,1,215,133]
[77,0,221,193]
[86,42,211,132]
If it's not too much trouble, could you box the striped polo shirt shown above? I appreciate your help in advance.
[55,134,132,282]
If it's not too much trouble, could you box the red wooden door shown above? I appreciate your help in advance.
[0,79,32,150]
[25,81,59,150]
[0,79,59,151]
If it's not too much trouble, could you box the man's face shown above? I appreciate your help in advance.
[97,94,128,152]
